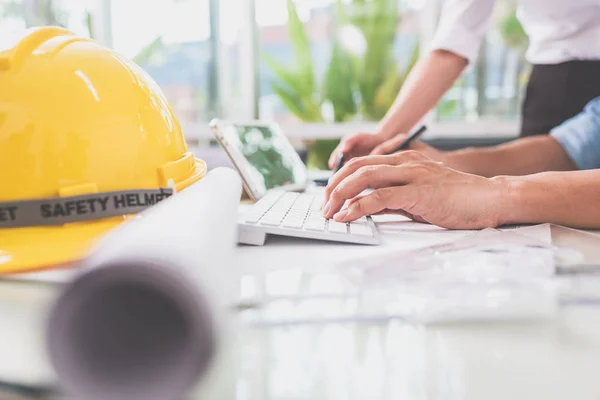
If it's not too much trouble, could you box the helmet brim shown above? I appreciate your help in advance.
[0,217,129,274]
[0,158,208,274]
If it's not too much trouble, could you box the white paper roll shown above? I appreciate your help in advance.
[45,167,242,400]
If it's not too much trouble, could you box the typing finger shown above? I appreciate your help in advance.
[346,193,368,207]
[332,188,396,222]
[324,165,416,219]
[324,154,399,204]
[334,186,416,222]
[375,209,429,224]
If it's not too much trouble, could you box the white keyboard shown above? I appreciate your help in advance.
[238,191,380,246]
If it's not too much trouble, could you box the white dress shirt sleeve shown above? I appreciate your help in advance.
[428,0,496,63]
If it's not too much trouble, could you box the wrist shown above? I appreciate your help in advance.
[490,176,534,226]
[374,129,395,141]
[375,120,412,141]
[441,149,468,172]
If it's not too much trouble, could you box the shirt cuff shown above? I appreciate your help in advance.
[428,22,482,63]
[550,98,600,170]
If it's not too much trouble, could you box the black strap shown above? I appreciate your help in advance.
[0,189,174,228]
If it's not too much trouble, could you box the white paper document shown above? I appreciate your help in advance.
[372,214,471,234]
[331,228,557,323]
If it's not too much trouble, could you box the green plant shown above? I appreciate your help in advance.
[265,0,419,169]
[263,0,323,123]
[498,11,528,50]
[348,0,399,120]
[133,37,164,65]
[306,36,358,169]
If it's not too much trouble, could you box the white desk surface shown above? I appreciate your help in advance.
[2,192,600,400]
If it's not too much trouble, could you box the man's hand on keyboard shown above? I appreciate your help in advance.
[321,151,506,230]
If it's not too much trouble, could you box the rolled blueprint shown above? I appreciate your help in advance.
[45,167,242,400]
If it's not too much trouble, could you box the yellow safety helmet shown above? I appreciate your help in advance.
[0,27,207,274]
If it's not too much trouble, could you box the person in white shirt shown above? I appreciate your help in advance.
[329,0,600,167]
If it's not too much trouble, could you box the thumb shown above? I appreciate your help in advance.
[329,141,349,169]
[329,134,364,168]
[339,134,362,153]
[371,134,407,156]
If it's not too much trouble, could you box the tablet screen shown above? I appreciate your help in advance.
[221,123,308,196]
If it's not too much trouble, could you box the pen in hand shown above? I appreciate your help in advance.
[328,125,427,181]
[331,153,345,174]
[387,125,428,154]
[327,153,346,184]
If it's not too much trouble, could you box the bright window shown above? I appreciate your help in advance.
[436,0,528,122]
[0,0,525,140]
[0,0,93,40]
[109,0,242,127]
[256,0,424,126]
[110,0,213,125]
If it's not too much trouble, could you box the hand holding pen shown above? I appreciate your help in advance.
[330,125,428,176]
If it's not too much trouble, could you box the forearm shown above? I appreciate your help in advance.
[376,50,467,139]
[443,136,577,177]
[496,170,600,229]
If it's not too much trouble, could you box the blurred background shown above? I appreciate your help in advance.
[0,0,529,169]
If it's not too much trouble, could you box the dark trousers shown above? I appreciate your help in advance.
[521,60,600,137]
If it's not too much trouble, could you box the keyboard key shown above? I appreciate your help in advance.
[261,215,286,223]
[310,200,322,211]
[309,210,324,218]
[327,221,348,234]
[349,223,373,236]
[281,192,299,200]
[285,215,302,220]
[294,195,313,208]
[260,212,285,224]
[244,214,263,224]
[308,219,323,225]
[304,220,326,231]
[260,220,282,226]
[265,210,281,216]
[282,219,304,228]
[287,210,307,216]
